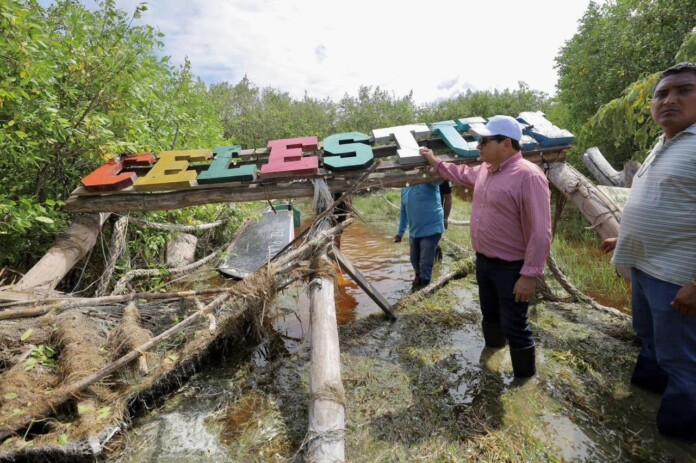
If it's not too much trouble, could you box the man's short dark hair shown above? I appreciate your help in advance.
[655,62,696,90]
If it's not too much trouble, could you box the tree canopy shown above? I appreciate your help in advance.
[555,0,696,130]
[0,0,223,266]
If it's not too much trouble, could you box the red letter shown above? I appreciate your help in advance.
[81,153,156,192]
[260,137,319,177]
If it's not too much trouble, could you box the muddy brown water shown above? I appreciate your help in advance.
[271,218,414,336]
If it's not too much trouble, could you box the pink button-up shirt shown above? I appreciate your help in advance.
[436,152,552,277]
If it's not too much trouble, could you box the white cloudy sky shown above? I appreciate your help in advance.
[90,0,599,104]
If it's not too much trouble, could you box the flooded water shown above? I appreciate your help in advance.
[109,215,422,462]
[272,218,414,338]
[106,207,696,463]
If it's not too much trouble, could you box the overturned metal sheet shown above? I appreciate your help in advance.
[217,209,294,279]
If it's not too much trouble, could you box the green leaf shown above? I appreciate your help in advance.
[97,406,111,421]
[3,392,18,400]
[77,404,95,414]
[23,358,37,371]
[34,216,54,224]
[20,329,33,341]
[57,434,69,446]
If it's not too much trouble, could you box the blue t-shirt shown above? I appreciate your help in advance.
[397,182,445,238]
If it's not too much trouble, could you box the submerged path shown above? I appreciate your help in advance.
[107,206,696,463]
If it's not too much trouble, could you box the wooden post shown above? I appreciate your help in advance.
[306,203,345,462]
[582,147,622,186]
[329,246,396,321]
[547,162,629,279]
[14,213,110,293]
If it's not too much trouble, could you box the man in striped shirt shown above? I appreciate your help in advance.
[602,62,696,442]
[419,115,552,378]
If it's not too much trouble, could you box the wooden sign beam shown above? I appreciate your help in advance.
[65,148,568,213]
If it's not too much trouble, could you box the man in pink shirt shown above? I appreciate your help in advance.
[419,115,552,377]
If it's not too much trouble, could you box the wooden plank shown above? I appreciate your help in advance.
[69,140,568,197]
[64,151,567,212]
[68,149,568,198]
[329,247,396,321]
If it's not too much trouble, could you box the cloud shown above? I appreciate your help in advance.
[107,0,600,104]
[315,45,328,64]
[437,77,460,91]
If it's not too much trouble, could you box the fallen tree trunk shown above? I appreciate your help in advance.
[547,162,629,279]
[0,288,234,321]
[546,255,630,321]
[306,179,347,462]
[395,259,475,309]
[582,147,622,187]
[95,216,129,296]
[125,217,223,232]
[14,213,110,293]
[582,147,641,188]
[166,233,198,267]
[0,215,352,457]
[0,220,353,322]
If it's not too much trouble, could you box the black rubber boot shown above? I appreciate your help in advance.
[630,352,669,394]
[482,321,506,348]
[510,345,536,378]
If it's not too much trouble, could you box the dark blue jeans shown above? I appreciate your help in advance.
[631,268,696,441]
[409,233,441,285]
[475,253,533,349]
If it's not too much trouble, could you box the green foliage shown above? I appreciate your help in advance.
[569,27,696,167]
[555,0,696,130]
[675,26,696,62]
[24,344,56,371]
[576,74,661,166]
[212,79,549,149]
[417,82,550,123]
[335,86,417,134]
[210,77,336,147]
[0,0,223,267]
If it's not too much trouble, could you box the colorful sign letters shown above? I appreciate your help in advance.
[80,112,571,193]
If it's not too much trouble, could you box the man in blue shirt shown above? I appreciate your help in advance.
[436,180,452,261]
[394,182,445,287]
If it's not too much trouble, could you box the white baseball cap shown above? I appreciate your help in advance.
[472,115,523,141]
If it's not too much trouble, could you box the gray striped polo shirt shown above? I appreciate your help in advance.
[612,122,696,287]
